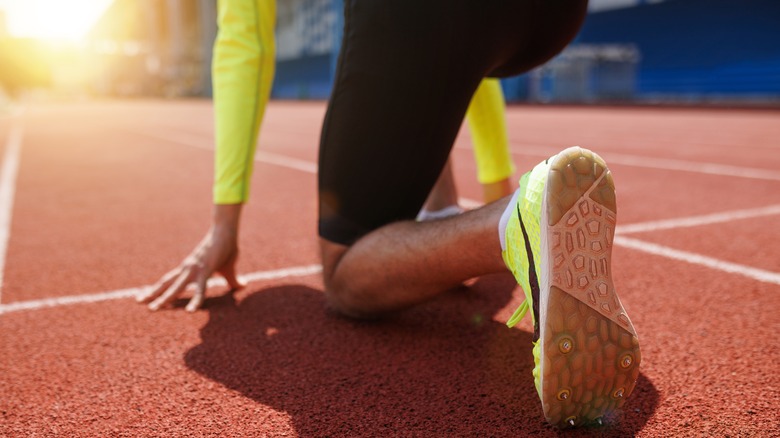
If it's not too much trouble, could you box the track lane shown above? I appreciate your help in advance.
[1,100,778,437]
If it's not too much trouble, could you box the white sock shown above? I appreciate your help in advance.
[498,188,521,252]
[416,205,465,221]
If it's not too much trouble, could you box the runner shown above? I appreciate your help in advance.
[141,0,641,428]
[316,0,640,427]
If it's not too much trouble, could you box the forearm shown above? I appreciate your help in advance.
[212,0,277,204]
[466,78,516,184]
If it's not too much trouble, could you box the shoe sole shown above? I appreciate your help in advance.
[538,146,641,427]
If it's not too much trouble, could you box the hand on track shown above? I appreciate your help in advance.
[137,204,245,312]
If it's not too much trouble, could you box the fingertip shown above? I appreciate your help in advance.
[227,277,245,290]
[186,297,202,313]
[137,290,153,303]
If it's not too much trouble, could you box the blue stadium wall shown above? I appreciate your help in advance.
[272,0,341,99]
[574,0,780,100]
[271,0,780,102]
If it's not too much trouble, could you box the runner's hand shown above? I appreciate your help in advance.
[137,204,245,312]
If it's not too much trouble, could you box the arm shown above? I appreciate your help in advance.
[213,0,276,204]
[138,0,276,311]
[466,78,515,202]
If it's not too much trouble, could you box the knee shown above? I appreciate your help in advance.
[324,283,382,320]
[319,238,384,320]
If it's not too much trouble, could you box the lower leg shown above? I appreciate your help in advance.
[420,159,459,213]
[481,178,513,203]
[320,197,511,318]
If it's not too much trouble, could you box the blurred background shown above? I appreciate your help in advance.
[0,0,778,107]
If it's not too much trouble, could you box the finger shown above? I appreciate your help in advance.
[220,260,244,290]
[185,273,209,313]
[148,269,194,311]
[137,268,181,303]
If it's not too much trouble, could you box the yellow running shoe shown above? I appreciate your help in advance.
[502,146,640,428]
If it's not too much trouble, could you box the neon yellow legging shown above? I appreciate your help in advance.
[212,0,276,204]
[212,0,513,204]
[466,78,515,184]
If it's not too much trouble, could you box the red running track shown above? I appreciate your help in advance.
[0,100,778,436]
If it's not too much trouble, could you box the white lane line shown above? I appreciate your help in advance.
[141,129,319,174]
[617,204,780,235]
[158,128,780,182]
[0,123,22,302]
[154,126,780,205]
[614,236,780,286]
[488,143,780,182]
[603,151,780,182]
[146,128,484,208]
[144,128,211,151]
[256,151,318,174]
[0,264,322,315]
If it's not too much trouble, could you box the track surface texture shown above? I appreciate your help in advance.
[1,100,779,437]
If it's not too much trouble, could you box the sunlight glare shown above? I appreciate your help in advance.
[2,0,112,41]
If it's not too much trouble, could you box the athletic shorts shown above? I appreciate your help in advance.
[318,0,589,245]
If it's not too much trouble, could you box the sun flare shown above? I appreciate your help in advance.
[1,0,112,41]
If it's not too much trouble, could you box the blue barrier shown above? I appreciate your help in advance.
[272,0,780,101]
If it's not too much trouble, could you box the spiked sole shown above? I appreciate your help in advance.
[538,147,641,427]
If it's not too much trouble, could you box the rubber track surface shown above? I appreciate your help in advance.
[1,101,778,436]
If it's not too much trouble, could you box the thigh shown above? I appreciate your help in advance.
[318,0,489,244]
[490,0,589,77]
[317,0,588,245]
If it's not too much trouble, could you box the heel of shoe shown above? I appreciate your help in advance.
[539,146,640,427]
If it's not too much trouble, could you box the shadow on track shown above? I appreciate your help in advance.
[185,274,658,436]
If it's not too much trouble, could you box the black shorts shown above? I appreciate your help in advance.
[318,0,588,245]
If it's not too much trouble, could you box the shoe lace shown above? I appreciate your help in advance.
[506,300,529,328]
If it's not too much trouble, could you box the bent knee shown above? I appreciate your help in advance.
[324,283,385,320]
[319,238,383,319]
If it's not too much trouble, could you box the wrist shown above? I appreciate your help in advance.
[212,203,243,234]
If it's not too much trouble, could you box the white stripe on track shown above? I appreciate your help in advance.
[0,264,322,315]
[157,128,780,183]
[494,143,780,182]
[147,129,484,210]
[157,127,780,200]
[0,123,22,301]
[604,151,780,182]
[617,204,780,235]
[255,151,318,174]
[614,236,780,286]
[142,129,319,174]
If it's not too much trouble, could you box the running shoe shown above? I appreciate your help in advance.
[502,146,640,428]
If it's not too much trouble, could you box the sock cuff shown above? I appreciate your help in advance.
[498,189,521,251]
[416,205,465,221]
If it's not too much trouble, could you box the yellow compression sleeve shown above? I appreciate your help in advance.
[212,0,276,204]
[465,78,515,184]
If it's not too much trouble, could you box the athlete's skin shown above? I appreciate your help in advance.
[138,0,515,311]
